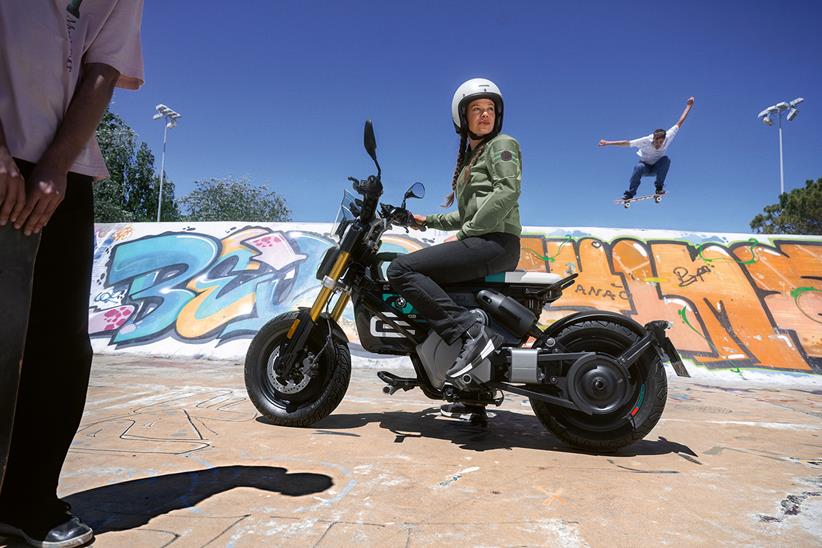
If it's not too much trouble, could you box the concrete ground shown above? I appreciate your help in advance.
[2,355,821,547]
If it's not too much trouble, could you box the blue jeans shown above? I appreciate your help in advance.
[625,156,670,198]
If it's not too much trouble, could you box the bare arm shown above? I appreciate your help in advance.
[16,63,119,235]
[676,97,695,128]
[598,139,631,147]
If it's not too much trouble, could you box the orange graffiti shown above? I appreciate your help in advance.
[739,242,822,357]
[527,235,820,372]
[648,241,810,370]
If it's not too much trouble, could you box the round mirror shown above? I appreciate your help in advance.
[408,182,425,199]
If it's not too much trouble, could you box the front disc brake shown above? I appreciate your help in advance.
[267,347,313,394]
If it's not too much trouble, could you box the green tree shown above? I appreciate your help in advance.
[750,178,822,235]
[180,177,291,222]
[94,110,135,222]
[128,143,181,222]
[94,110,181,222]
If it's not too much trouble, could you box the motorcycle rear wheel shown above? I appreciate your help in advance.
[530,319,667,452]
[244,311,351,427]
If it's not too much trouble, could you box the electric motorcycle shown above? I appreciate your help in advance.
[244,121,690,451]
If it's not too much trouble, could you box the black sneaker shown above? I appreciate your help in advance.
[0,513,93,548]
[446,322,500,379]
[622,192,633,201]
[440,402,488,422]
[655,187,666,195]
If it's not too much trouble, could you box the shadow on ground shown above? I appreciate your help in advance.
[276,408,697,457]
[63,465,333,534]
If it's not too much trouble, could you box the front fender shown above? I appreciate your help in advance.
[317,312,349,344]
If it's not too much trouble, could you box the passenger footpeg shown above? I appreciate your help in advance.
[377,371,420,395]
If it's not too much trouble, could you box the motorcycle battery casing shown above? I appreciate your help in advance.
[353,291,419,355]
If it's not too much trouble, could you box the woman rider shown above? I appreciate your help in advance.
[387,78,522,381]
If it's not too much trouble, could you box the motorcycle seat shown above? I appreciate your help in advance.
[484,271,563,285]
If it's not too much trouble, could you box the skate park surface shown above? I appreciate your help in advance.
[2,354,819,548]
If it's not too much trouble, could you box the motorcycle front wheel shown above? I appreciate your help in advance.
[244,311,351,427]
[530,319,667,452]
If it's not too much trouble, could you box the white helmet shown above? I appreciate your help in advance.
[451,78,504,136]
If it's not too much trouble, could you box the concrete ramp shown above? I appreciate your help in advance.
[89,223,821,380]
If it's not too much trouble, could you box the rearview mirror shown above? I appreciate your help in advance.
[363,120,381,178]
[404,182,425,200]
[364,120,377,162]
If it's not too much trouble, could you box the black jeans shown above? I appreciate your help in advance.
[0,159,94,520]
[387,232,520,345]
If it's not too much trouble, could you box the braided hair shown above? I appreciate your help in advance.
[442,128,491,208]
[442,129,468,207]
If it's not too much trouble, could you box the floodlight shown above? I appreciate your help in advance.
[757,96,805,198]
[151,102,183,222]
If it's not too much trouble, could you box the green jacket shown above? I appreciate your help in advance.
[426,134,522,240]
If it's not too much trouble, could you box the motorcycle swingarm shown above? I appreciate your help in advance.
[488,381,589,415]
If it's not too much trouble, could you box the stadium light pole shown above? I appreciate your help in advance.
[757,97,803,197]
[152,104,182,222]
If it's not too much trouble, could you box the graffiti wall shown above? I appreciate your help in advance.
[90,223,822,376]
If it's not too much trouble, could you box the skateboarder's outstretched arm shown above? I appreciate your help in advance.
[598,139,630,147]
[676,97,695,128]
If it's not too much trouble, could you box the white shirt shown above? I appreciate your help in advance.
[630,125,679,165]
[0,0,144,178]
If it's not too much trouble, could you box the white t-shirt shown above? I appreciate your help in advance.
[629,125,679,165]
[0,0,144,178]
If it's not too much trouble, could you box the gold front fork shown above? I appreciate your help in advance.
[330,291,351,321]
[288,250,351,339]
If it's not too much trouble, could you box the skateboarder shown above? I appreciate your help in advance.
[0,1,144,546]
[599,97,694,201]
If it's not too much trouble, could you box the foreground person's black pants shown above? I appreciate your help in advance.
[0,159,95,521]
[387,232,520,344]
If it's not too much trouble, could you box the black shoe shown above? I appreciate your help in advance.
[446,322,500,379]
[0,513,93,548]
[655,187,666,195]
[440,402,488,423]
[622,192,633,201]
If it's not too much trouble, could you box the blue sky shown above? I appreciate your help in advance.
[110,0,822,234]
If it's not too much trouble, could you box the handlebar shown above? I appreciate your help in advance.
[382,204,426,232]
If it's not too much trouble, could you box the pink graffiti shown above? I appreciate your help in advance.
[89,305,136,334]
[247,232,306,271]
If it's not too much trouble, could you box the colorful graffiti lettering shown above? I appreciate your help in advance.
[90,227,331,347]
[90,224,822,374]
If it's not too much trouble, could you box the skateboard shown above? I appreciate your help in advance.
[614,191,667,208]
[0,226,40,490]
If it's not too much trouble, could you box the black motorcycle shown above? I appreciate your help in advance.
[244,121,689,451]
